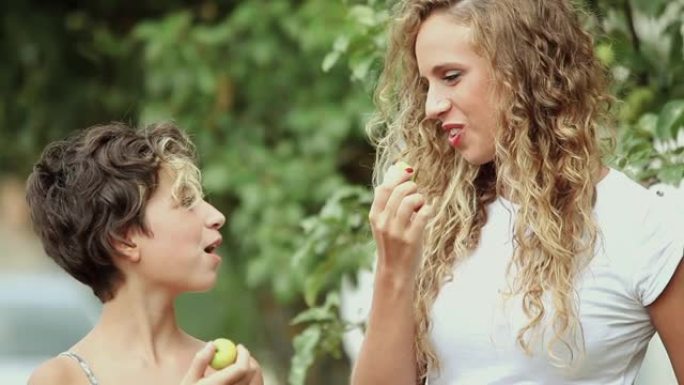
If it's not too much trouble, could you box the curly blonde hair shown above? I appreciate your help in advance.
[367,0,613,381]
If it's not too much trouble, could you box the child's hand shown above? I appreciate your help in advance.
[181,343,263,385]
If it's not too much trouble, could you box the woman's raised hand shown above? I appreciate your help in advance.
[368,162,433,282]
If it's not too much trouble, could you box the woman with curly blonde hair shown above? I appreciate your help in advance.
[351,1,684,384]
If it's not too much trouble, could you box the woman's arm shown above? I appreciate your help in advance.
[351,164,432,385]
[648,257,684,385]
[351,269,419,385]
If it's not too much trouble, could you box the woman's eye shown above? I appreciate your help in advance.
[443,71,461,82]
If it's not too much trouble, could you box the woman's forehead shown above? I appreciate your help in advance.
[415,13,476,74]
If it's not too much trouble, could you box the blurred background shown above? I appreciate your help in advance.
[0,0,682,384]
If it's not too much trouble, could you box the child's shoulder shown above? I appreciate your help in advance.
[28,355,86,385]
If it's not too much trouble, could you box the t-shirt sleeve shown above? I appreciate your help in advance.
[632,194,684,306]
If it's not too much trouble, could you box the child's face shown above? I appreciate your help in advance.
[415,10,498,165]
[132,166,225,293]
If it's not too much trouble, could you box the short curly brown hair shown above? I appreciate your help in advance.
[26,122,203,302]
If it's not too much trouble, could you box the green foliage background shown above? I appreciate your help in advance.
[1,0,682,384]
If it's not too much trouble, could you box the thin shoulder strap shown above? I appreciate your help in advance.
[59,352,100,385]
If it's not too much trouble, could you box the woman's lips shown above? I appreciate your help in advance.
[442,123,464,147]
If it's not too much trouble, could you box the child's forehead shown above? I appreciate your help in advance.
[153,164,186,195]
[155,160,203,196]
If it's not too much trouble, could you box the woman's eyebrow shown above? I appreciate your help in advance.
[431,62,465,75]
[419,62,467,79]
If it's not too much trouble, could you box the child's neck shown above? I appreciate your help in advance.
[86,282,191,367]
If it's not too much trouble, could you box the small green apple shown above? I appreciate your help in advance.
[395,160,413,174]
[210,338,237,370]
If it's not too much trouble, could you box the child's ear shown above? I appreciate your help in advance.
[111,230,141,263]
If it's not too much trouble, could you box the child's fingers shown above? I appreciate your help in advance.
[211,345,254,384]
[246,357,263,385]
[181,342,215,385]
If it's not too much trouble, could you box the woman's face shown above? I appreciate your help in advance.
[415,10,498,165]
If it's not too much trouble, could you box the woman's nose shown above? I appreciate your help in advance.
[425,92,451,120]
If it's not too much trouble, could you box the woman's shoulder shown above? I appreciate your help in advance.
[593,169,683,305]
[28,355,86,385]
[596,168,681,219]
[595,168,683,248]
[597,168,650,200]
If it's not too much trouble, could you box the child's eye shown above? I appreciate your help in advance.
[181,195,195,207]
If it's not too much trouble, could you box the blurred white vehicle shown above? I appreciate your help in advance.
[0,271,100,385]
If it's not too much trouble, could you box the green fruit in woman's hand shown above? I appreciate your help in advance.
[395,160,414,175]
[210,338,237,370]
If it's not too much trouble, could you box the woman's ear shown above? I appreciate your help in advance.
[111,230,141,263]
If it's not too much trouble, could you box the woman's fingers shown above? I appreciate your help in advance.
[369,164,414,222]
[407,203,433,242]
[382,181,418,223]
[367,161,433,276]
[395,193,426,229]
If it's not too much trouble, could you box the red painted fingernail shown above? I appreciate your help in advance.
[405,167,414,174]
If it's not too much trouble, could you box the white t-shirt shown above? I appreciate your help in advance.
[427,169,684,385]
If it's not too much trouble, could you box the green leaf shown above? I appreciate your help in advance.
[657,166,684,184]
[621,87,656,123]
[656,100,684,140]
[304,268,327,306]
[291,305,335,325]
[202,163,232,193]
[349,5,376,27]
[636,113,658,136]
[296,291,340,322]
[289,326,322,385]
[631,0,670,17]
[350,55,374,82]
[322,51,340,72]
[333,35,350,52]
[666,20,683,66]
